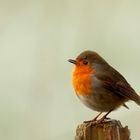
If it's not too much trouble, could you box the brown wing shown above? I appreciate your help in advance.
[95,66,140,105]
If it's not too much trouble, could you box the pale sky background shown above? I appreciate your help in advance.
[0,0,140,140]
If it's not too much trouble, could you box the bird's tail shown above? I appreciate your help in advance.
[135,95,140,106]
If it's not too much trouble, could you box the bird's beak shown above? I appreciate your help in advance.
[68,59,77,65]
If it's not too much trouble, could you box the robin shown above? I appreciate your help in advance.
[68,50,140,123]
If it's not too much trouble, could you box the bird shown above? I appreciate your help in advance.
[68,50,140,123]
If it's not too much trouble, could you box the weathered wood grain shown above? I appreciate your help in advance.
[75,119,130,140]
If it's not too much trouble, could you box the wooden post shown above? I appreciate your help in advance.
[75,119,130,140]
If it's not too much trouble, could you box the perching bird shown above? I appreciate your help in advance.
[68,50,140,123]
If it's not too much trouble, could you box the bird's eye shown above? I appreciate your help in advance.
[83,61,88,65]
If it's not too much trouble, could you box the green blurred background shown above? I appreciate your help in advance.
[0,0,140,140]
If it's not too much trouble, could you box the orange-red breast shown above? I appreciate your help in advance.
[68,50,140,122]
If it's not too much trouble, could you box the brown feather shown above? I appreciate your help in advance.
[96,66,140,106]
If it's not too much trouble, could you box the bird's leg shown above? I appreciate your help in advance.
[97,109,113,123]
[84,112,102,123]
[92,112,102,121]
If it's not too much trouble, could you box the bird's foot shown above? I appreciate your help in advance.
[96,117,111,124]
[83,110,112,124]
[84,112,102,124]
[83,120,97,127]
[96,109,113,123]
[84,114,101,123]
[84,116,110,123]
